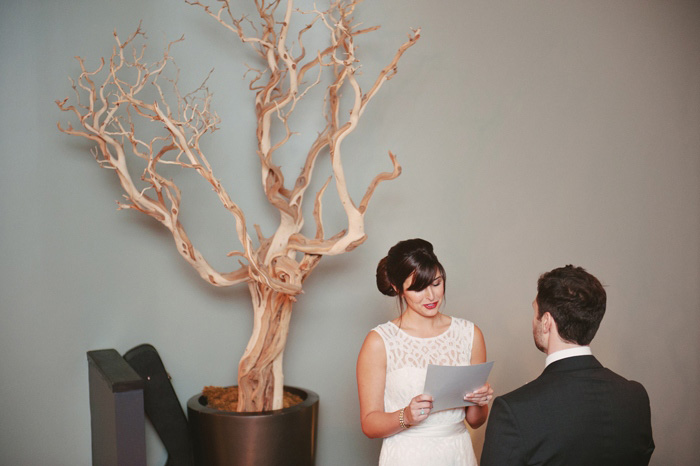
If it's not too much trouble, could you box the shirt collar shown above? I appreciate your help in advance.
[545,346,592,367]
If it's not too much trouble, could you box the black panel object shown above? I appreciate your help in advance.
[87,349,147,466]
[124,344,194,466]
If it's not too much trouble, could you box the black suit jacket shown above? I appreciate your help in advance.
[480,355,654,466]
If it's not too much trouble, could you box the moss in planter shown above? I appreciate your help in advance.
[202,386,303,412]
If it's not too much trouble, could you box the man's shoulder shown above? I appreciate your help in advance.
[572,359,650,394]
[598,367,651,399]
[495,375,547,405]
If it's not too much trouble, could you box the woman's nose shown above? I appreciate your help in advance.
[425,287,434,300]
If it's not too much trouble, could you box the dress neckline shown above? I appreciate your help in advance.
[388,317,454,340]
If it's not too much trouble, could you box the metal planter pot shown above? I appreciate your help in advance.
[187,386,319,466]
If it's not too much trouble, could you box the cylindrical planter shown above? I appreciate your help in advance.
[187,386,319,466]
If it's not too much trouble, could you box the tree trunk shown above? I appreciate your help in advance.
[236,281,294,412]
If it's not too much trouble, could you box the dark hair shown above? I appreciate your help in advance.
[376,238,446,301]
[536,265,606,345]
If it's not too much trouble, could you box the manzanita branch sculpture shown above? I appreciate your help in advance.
[56,0,419,412]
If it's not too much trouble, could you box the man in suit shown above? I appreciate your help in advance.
[480,265,654,466]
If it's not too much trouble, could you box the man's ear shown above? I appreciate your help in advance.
[541,312,553,333]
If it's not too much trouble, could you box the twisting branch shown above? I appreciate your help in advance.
[57,0,419,411]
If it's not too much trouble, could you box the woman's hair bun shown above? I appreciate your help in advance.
[376,256,398,296]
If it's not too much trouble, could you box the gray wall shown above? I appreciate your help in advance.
[1,0,698,465]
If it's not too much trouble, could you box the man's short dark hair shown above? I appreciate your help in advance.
[536,265,607,345]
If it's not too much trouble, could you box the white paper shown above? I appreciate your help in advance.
[422,361,495,412]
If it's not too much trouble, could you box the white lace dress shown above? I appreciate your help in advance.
[372,317,478,466]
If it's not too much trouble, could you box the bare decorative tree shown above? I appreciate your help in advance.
[56,0,419,412]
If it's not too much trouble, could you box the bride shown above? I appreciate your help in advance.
[357,238,493,466]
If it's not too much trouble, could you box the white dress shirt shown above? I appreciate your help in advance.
[545,346,592,367]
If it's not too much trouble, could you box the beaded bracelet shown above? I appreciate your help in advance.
[399,407,409,429]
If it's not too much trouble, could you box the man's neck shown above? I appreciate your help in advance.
[546,337,582,355]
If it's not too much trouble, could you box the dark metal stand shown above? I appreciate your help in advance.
[87,349,146,466]
[124,344,194,466]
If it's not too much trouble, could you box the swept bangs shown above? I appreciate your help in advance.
[406,261,446,292]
